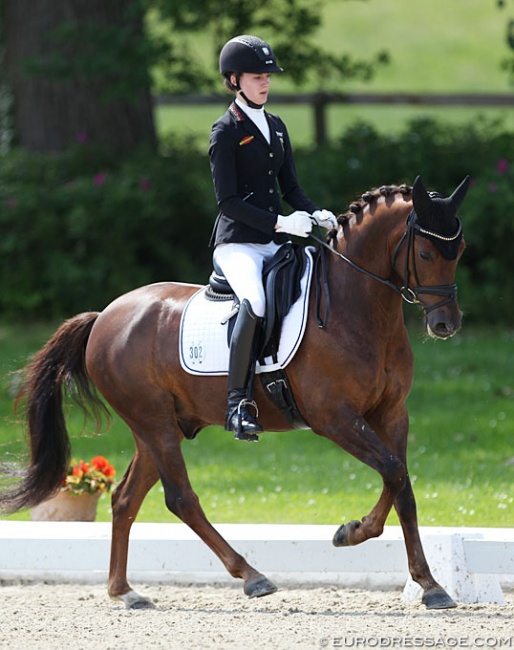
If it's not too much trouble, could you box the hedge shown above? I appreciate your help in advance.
[0,118,512,322]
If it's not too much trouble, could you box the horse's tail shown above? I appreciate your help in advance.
[0,312,110,514]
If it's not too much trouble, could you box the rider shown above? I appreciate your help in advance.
[209,34,337,442]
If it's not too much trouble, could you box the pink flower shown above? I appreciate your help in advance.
[76,132,88,144]
[5,197,17,208]
[139,177,151,191]
[488,182,498,193]
[93,172,106,186]
[496,158,509,175]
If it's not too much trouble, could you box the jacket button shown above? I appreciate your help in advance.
[268,188,273,194]
[268,207,274,212]
[269,152,274,158]
[268,170,273,175]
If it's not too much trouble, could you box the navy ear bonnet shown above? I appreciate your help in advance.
[410,175,470,260]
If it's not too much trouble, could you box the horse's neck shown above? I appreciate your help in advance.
[326,212,406,329]
[345,206,403,272]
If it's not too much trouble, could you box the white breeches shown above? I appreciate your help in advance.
[213,241,283,317]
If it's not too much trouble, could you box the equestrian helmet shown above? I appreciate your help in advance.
[219,35,283,75]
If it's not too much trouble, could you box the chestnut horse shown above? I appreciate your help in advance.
[0,175,469,610]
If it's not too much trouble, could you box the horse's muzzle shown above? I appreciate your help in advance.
[425,307,462,339]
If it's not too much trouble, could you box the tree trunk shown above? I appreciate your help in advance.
[2,0,156,153]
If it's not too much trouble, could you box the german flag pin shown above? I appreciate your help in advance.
[239,135,254,146]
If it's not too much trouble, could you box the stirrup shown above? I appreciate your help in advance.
[227,399,262,442]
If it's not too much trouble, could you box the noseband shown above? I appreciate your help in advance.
[311,209,461,326]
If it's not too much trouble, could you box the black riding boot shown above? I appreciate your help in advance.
[225,299,263,442]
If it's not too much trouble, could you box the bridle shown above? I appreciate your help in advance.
[311,209,462,327]
[393,210,461,311]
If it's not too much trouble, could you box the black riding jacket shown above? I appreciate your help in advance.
[209,101,318,247]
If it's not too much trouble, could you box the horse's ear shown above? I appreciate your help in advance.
[411,175,432,214]
[449,175,470,211]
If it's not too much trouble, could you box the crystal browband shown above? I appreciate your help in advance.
[417,219,462,242]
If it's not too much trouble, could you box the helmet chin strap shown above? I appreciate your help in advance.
[237,90,265,110]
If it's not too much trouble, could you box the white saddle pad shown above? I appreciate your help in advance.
[179,247,315,376]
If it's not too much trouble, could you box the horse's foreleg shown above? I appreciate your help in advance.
[322,415,407,547]
[156,442,277,599]
[325,408,456,610]
[394,479,456,609]
[108,444,160,609]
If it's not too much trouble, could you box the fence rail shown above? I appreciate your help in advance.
[1,522,513,603]
[154,92,514,145]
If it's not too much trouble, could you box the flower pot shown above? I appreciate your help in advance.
[30,491,101,522]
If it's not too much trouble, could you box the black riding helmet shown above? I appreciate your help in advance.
[219,35,283,108]
[219,35,283,77]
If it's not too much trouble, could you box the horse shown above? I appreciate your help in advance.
[0,175,470,610]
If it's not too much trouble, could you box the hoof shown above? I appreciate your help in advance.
[422,587,457,610]
[115,589,156,610]
[332,520,360,547]
[244,575,278,598]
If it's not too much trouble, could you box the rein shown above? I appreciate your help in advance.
[311,209,460,327]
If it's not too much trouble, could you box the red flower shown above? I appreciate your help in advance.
[104,464,116,478]
[91,455,108,470]
[92,455,116,478]
[63,456,116,494]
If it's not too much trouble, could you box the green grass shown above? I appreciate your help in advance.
[1,321,513,527]
[155,0,514,146]
[156,103,514,149]
[315,0,510,94]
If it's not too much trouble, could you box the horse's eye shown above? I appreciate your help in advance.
[419,250,432,262]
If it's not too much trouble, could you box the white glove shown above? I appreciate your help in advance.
[275,211,313,238]
[312,209,338,229]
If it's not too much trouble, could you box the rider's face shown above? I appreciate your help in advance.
[234,72,271,106]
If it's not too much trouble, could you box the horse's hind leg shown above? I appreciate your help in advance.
[152,434,277,600]
[108,442,160,609]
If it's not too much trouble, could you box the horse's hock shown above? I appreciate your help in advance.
[0,522,512,604]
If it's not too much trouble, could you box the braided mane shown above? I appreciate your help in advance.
[327,184,413,243]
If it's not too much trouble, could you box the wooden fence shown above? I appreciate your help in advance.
[155,92,514,146]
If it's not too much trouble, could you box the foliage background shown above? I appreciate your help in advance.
[1,1,513,320]
[0,118,513,322]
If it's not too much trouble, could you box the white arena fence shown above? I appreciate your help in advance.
[0,522,513,604]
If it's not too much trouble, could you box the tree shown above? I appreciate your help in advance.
[497,0,514,82]
[149,0,388,92]
[1,0,387,154]
[2,0,156,153]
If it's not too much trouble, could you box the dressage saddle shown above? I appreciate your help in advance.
[206,242,311,430]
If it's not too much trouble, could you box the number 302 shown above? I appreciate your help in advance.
[189,344,203,363]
